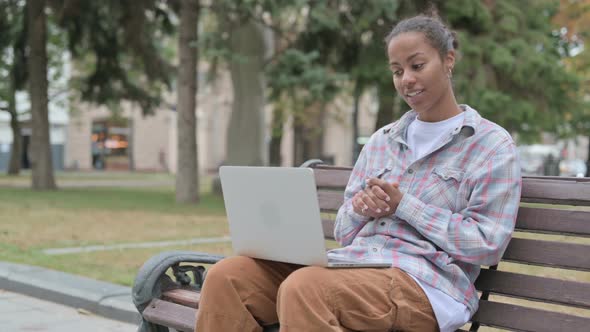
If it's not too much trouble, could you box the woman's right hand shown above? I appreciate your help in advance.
[351,182,393,217]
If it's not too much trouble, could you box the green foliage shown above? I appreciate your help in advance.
[0,0,27,108]
[262,0,584,142]
[442,0,581,142]
[267,49,343,104]
[56,0,176,114]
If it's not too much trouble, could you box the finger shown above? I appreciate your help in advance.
[353,193,370,215]
[371,185,392,205]
[351,194,365,214]
[366,177,387,188]
[360,190,383,213]
[365,188,389,212]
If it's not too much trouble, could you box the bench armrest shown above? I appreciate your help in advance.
[133,250,224,332]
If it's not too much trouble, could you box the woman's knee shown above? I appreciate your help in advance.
[204,256,258,285]
[278,266,329,299]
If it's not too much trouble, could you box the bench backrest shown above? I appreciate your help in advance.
[311,164,590,332]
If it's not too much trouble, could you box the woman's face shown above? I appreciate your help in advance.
[387,32,455,120]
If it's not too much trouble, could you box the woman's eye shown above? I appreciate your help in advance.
[412,63,424,70]
[392,69,402,76]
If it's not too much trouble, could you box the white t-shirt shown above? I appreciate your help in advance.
[406,111,472,332]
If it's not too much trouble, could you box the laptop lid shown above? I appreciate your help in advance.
[219,166,329,266]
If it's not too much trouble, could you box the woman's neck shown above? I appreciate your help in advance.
[417,89,462,122]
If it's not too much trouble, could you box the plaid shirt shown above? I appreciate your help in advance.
[331,105,522,315]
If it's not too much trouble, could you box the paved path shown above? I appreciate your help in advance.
[0,290,136,332]
[43,236,231,255]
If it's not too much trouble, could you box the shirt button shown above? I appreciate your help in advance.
[372,248,378,252]
[408,169,414,174]
[380,221,386,226]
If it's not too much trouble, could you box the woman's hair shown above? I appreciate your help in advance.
[385,15,459,60]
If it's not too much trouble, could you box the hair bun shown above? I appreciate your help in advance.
[451,31,459,50]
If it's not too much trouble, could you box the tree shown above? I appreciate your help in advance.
[440,0,580,142]
[176,0,200,203]
[266,0,582,166]
[0,0,27,175]
[28,0,56,189]
[17,0,176,188]
[55,0,175,114]
[204,1,273,167]
[265,1,430,164]
[551,0,590,174]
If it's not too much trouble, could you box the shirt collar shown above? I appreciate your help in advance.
[386,104,481,144]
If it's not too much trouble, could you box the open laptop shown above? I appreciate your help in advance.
[219,166,391,268]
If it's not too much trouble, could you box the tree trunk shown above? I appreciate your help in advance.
[374,81,396,131]
[226,20,270,166]
[28,0,56,190]
[128,118,135,171]
[292,103,326,166]
[175,0,199,204]
[7,66,22,175]
[586,134,590,177]
[269,107,284,166]
[293,121,304,166]
[352,81,362,164]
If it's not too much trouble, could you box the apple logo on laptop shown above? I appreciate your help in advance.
[259,201,282,228]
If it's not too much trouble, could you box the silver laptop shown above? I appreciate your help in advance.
[219,166,391,268]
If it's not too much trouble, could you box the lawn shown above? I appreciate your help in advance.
[0,174,233,286]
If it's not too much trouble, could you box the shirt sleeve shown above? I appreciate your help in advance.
[394,140,522,266]
[333,139,373,246]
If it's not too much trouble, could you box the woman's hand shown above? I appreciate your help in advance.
[352,179,400,218]
[361,178,403,218]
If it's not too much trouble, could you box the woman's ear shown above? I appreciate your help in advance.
[445,49,456,72]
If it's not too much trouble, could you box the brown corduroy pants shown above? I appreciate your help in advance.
[195,256,437,332]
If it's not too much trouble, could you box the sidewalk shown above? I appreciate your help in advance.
[0,290,136,331]
[0,261,141,329]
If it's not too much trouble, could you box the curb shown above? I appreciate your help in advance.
[0,261,141,325]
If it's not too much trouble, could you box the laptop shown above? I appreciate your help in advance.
[219,166,391,268]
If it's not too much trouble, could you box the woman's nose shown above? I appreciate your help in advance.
[402,72,416,86]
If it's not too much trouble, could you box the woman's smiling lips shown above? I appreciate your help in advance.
[405,89,424,104]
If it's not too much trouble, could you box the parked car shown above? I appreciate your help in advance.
[517,145,560,176]
[559,159,587,177]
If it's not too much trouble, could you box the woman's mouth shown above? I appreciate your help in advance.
[405,90,424,97]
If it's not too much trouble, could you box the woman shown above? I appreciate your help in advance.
[196,14,521,332]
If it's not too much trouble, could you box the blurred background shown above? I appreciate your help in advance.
[0,0,589,295]
[1,0,589,192]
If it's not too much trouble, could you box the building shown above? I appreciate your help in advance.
[64,70,378,173]
[0,92,68,172]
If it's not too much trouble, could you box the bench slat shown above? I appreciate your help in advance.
[318,197,590,238]
[520,178,590,206]
[321,222,590,270]
[162,288,200,308]
[475,269,590,308]
[472,300,590,332]
[318,190,344,212]
[322,218,335,240]
[313,168,350,189]
[515,207,590,236]
[143,298,196,332]
[503,238,590,271]
[313,166,590,206]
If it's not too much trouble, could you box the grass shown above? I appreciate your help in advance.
[0,242,232,287]
[0,178,231,286]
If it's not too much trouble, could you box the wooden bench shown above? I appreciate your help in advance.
[132,161,590,332]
